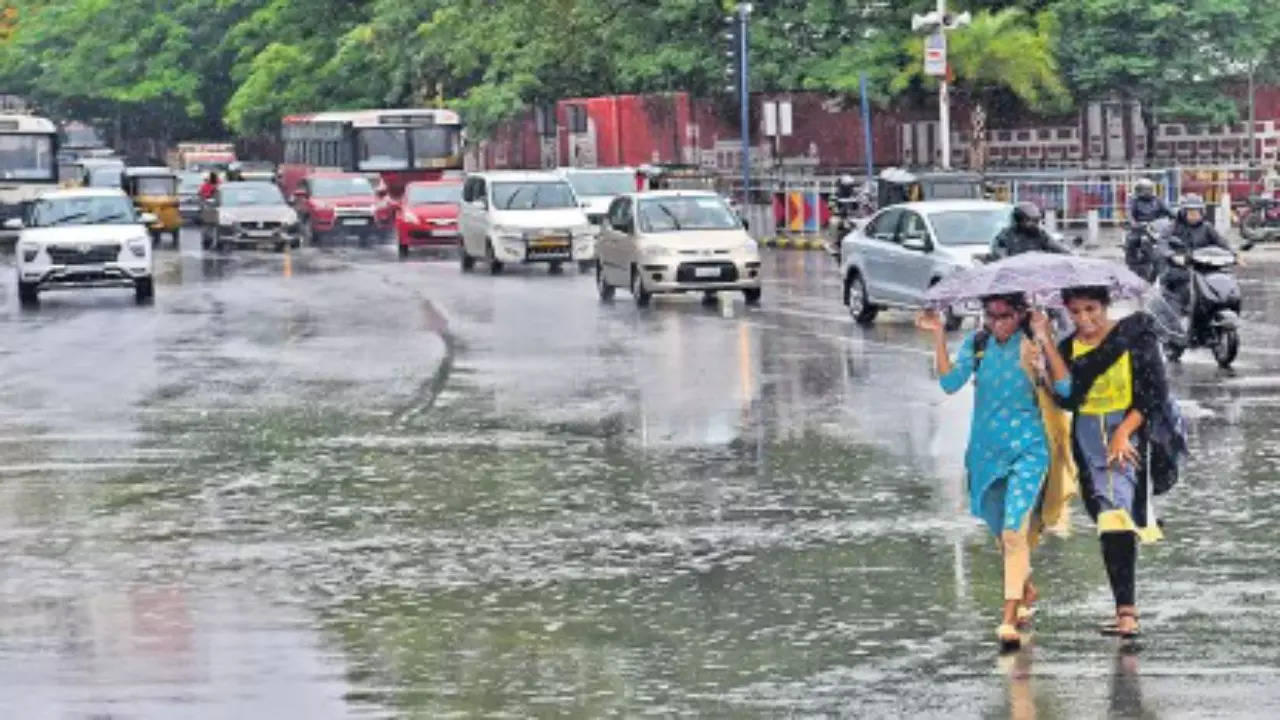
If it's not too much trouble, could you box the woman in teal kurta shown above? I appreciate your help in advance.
[919,293,1050,650]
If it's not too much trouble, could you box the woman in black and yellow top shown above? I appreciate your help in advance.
[1034,285,1186,639]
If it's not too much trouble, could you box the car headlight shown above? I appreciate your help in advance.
[128,238,149,257]
[18,242,38,263]
[573,224,598,238]
[741,238,759,254]
[402,210,419,224]
[642,244,673,260]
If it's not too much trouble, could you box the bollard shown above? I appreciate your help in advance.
[1216,191,1232,236]
[1086,209,1100,247]
[1044,209,1058,234]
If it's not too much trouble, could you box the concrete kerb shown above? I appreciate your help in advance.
[762,236,827,250]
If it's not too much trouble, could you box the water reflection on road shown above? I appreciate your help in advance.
[0,236,1278,717]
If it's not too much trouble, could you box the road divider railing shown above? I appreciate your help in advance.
[761,236,827,250]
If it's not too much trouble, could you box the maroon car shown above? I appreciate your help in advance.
[291,172,395,246]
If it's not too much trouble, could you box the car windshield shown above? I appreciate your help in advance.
[134,176,176,195]
[220,183,286,206]
[411,126,461,168]
[637,196,740,233]
[406,184,462,204]
[311,177,375,198]
[30,195,137,226]
[492,181,576,210]
[87,166,123,187]
[178,173,203,193]
[357,128,409,171]
[0,133,55,181]
[927,208,1012,246]
[565,171,635,197]
[927,181,982,200]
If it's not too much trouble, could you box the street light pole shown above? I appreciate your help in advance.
[738,3,752,208]
[937,0,950,170]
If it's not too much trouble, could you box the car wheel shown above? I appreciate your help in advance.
[486,240,504,275]
[398,243,409,259]
[743,288,762,306]
[134,277,154,304]
[578,260,594,274]
[845,272,878,325]
[149,229,162,248]
[1164,342,1184,363]
[549,261,564,275]
[596,261,615,302]
[201,227,213,250]
[460,242,475,272]
[631,266,651,307]
[17,278,38,307]
[702,291,718,306]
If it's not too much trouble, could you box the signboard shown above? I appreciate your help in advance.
[762,101,793,138]
[924,31,947,77]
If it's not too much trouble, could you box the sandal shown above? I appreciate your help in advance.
[1100,609,1141,638]
[1015,604,1036,630]
[997,623,1022,652]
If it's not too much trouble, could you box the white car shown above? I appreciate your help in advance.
[9,188,156,305]
[458,171,596,274]
[555,166,637,226]
[595,191,761,306]
[840,200,1011,329]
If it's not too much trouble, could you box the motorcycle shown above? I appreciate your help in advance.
[826,193,874,262]
[1147,246,1242,369]
[1124,218,1171,283]
[1238,194,1280,244]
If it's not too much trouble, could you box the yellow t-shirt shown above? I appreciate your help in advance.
[1072,340,1133,415]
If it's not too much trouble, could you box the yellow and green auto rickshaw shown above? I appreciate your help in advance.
[124,167,182,247]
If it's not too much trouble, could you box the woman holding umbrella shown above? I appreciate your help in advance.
[917,293,1073,651]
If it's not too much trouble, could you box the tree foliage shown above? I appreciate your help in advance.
[0,0,1274,140]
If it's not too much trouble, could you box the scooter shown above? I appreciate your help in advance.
[1148,246,1242,369]
[1238,194,1280,244]
[826,193,874,262]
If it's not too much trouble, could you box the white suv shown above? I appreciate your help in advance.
[9,188,156,306]
[458,171,596,274]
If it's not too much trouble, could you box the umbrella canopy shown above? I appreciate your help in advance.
[924,252,1149,309]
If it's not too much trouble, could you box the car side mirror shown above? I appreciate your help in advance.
[1072,235,1085,248]
[3,218,22,230]
[612,220,633,234]
[139,212,158,225]
[741,217,750,231]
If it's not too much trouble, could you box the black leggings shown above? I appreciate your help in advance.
[1101,532,1137,608]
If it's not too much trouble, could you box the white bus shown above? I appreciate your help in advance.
[0,114,59,233]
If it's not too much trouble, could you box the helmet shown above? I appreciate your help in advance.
[1179,193,1206,224]
[1012,201,1042,227]
[837,174,856,187]
[1135,178,1156,198]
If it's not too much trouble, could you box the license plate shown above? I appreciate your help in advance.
[694,267,722,278]
[531,237,568,248]
[431,229,458,238]
[246,230,274,238]
[342,218,369,226]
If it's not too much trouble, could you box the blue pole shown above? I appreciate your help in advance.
[738,6,750,208]
[859,72,874,182]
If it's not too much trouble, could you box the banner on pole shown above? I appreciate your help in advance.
[924,31,947,77]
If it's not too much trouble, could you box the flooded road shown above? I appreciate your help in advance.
[1,230,1278,718]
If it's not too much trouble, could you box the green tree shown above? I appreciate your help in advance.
[892,8,1070,170]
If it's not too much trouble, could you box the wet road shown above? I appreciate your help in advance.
[1,229,1279,718]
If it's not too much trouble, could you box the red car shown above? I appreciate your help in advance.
[292,172,395,246]
[395,180,463,257]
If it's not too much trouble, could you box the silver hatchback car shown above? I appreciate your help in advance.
[840,200,1013,329]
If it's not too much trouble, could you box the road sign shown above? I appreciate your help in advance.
[924,31,947,77]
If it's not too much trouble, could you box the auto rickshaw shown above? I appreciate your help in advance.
[123,167,183,247]
[876,167,984,207]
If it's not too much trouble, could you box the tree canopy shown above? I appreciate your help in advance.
[0,0,1274,140]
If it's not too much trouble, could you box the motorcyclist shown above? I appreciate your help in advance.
[1157,193,1236,312]
[990,201,1073,258]
[225,161,244,182]
[1124,179,1173,279]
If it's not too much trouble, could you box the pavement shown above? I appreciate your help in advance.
[1,228,1279,718]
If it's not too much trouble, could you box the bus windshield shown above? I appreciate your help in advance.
[411,126,462,168]
[0,134,55,181]
[357,128,409,171]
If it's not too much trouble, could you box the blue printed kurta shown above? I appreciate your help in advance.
[940,330,1050,537]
